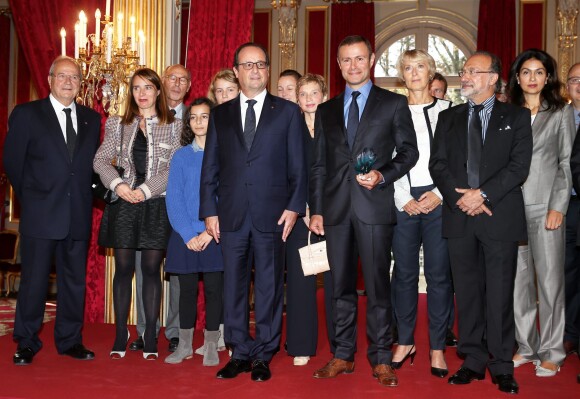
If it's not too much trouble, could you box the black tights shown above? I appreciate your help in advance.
[112,248,164,352]
[178,272,223,330]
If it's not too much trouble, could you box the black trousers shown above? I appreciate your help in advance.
[220,213,285,361]
[448,216,518,376]
[325,212,394,365]
[14,235,88,354]
[178,271,223,330]
[285,220,335,357]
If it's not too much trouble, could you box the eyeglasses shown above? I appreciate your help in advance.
[52,73,81,82]
[568,77,580,85]
[458,69,494,78]
[166,75,190,85]
[236,61,268,70]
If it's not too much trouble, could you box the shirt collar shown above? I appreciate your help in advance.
[344,80,372,104]
[49,94,76,113]
[240,88,267,105]
[171,102,185,118]
[191,140,204,152]
[468,94,495,111]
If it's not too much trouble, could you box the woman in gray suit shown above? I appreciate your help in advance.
[507,49,575,377]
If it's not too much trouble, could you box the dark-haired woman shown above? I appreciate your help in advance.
[163,98,224,366]
[507,49,575,377]
[94,68,182,360]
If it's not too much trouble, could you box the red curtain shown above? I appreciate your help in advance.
[329,3,375,98]
[185,0,254,100]
[477,0,516,81]
[9,0,104,98]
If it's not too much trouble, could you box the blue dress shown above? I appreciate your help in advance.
[165,142,224,274]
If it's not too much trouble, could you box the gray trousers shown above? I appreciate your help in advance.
[135,251,180,339]
[514,204,566,365]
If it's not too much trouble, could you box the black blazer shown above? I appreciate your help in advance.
[3,97,101,240]
[429,100,533,241]
[309,85,419,225]
[199,92,307,233]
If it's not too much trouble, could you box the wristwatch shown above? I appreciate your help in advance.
[480,190,492,208]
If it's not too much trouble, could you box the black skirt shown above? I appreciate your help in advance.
[98,197,170,249]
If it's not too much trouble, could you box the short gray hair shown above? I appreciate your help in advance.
[48,56,82,78]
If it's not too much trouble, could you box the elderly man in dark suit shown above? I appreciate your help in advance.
[4,56,101,365]
[309,35,418,387]
[200,42,307,382]
[429,51,532,394]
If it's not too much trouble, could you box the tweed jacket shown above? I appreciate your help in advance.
[93,115,182,199]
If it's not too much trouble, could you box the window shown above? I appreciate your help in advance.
[375,33,467,103]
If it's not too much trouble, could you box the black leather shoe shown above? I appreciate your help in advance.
[129,336,144,351]
[492,374,519,394]
[13,347,34,365]
[168,337,179,352]
[445,329,458,347]
[448,367,485,385]
[63,343,95,360]
[431,367,449,378]
[251,359,271,382]
[216,358,252,379]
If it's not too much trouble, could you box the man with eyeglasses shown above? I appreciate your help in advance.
[566,64,580,376]
[309,35,418,387]
[4,56,101,365]
[200,42,307,382]
[429,51,532,394]
[127,64,193,354]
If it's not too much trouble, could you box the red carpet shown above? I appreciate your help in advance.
[0,293,578,399]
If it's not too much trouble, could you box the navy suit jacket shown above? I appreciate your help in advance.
[309,85,419,225]
[199,92,307,232]
[429,100,532,241]
[3,97,101,240]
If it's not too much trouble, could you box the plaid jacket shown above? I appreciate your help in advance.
[93,115,182,199]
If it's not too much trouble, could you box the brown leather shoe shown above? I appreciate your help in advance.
[313,358,354,378]
[372,364,398,387]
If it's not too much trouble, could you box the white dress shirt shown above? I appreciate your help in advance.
[49,94,77,143]
[240,89,267,131]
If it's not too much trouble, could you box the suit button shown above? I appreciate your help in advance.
[70,172,74,176]
[347,177,351,182]
[246,162,251,166]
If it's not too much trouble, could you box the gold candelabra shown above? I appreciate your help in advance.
[271,0,301,71]
[61,6,146,115]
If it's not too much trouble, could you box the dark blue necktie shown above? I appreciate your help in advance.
[244,99,257,151]
[467,104,484,188]
[63,108,76,160]
[347,91,360,149]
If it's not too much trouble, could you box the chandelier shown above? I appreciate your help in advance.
[60,0,146,115]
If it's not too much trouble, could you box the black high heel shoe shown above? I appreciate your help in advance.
[430,350,448,378]
[391,345,416,369]
[110,329,130,359]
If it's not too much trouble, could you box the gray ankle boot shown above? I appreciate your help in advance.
[164,328,193,364]
[203,330,220,366]
[217,323,226,351]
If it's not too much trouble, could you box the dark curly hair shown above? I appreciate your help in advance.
[507,49,565,112]
[180,97,214,146]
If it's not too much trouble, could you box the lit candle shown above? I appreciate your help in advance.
[95,9,101,47]
[106,25,113,64]
[60,28,66,56]
[130,16,136,51]
[117,12,124,49]
[79,11,86,49]
[105,0,111,19]
[139,30,145,65]
[74,21,80,59]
